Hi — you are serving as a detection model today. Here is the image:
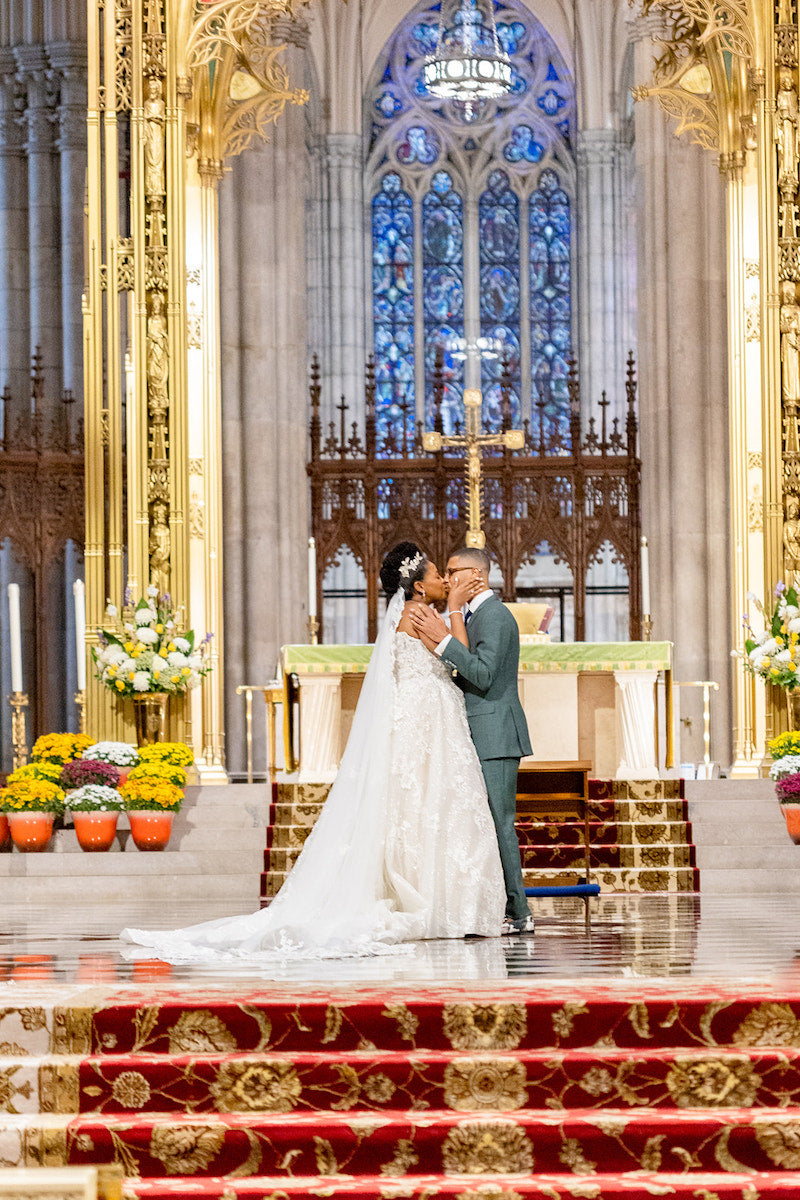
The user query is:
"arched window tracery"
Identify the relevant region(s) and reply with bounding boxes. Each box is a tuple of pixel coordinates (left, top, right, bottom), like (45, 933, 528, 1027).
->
(367, 0, 575, 444)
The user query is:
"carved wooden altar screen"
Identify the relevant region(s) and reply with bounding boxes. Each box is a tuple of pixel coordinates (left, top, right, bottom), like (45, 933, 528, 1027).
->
(0, 351, 84, 742)
(308, 354, 643, 643)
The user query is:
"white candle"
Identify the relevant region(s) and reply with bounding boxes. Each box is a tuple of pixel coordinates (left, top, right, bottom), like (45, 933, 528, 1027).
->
(308, 537, 317, 618)
(641, 535, 651, 617)
(7, 583, 22, 693)
(73, 579, 86, 690)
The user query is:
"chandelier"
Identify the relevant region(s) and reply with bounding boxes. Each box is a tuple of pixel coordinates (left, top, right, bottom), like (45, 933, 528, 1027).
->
(423, 0, 512, 115)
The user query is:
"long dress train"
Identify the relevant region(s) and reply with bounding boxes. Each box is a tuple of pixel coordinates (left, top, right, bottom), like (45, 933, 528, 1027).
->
(120, 591, 505, 964)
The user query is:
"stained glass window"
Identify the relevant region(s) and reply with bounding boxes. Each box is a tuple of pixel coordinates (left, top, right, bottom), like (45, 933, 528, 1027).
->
(479, 169, 521, 427)
(368, 0, 574, 444)
(422, 171, 465, 432)
(371, 173, 414, 445)
(530, 168, 571, 433)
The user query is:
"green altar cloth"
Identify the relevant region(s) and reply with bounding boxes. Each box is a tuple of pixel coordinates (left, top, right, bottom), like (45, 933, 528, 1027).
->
(282, 641, 673, 676)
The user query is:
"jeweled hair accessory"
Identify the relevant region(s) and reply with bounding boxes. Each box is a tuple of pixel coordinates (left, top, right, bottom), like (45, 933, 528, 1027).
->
(398, 551, 424, 578)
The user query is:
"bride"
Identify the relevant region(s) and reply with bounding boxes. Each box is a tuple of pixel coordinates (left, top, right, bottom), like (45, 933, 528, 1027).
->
(121, 541, 506, 963)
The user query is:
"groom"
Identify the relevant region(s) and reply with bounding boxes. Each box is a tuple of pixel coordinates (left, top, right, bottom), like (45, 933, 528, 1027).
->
(412, 547, 534, 935)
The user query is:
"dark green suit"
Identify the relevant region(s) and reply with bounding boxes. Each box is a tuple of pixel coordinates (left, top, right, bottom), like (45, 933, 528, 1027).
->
(440, 594, 532, 921)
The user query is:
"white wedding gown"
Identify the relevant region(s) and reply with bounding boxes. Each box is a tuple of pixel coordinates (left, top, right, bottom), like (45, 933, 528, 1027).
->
(121, 592, 505, 965)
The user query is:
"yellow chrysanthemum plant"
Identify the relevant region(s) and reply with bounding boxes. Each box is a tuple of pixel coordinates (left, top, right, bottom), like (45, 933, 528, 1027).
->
(7, 761, 64, 786)
(138, 742, 194, 768)
(93, 587, 212, 699)
(119, 776, 184, 813)
(741, 583, 800, 690)
(127, 761, 188, 788)
(31, 732, 95, 765)
(0, 777, 66, 814)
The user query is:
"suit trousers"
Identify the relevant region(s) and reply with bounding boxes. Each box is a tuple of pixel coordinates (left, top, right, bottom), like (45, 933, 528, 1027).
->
(479, 756, 528, 921)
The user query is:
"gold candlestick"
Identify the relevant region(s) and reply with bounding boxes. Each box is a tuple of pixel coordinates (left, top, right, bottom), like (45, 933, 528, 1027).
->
(307, 615, 319, 645)
(74, 689, 87, 734)
(641, 614, 653, 642)
(9, 691, 29, 769)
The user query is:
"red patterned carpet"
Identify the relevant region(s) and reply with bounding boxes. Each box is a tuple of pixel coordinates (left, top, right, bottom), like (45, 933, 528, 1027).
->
(5, 981, 800, 1197)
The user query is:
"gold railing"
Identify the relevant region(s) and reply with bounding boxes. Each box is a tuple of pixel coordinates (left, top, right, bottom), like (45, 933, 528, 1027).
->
(675, 680, 720, 771)
(235, 684, 284, 783)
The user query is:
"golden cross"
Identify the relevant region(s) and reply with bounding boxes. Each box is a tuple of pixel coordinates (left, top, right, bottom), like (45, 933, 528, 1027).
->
(423, 387, 523, 548)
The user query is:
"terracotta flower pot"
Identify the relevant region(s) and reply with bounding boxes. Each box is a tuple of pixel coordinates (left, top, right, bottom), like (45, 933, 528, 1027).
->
(8, 812, 54, 852)
(781, 801, 800, 844)
(128, 808, 174, 851)
(72, 810, 119, 852)
(0, 813, 9, 849)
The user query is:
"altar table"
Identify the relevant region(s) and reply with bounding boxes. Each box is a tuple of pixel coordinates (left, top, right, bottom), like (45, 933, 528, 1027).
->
(281, 641, 674, 782)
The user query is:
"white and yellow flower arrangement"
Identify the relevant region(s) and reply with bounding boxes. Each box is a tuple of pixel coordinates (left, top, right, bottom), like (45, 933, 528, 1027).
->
(93, 587, 212, 699)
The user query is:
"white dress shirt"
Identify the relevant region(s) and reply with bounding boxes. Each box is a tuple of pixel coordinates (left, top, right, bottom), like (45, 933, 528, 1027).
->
(435, 587, 493, 656)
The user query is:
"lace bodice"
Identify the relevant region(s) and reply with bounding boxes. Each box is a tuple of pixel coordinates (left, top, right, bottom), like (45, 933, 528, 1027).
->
(386, 631, 505, 938)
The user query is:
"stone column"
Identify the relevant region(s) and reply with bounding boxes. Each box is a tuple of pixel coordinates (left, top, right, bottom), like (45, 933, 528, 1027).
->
(576, 129, 633, 421)
(632, 20, 731, 766)
(49, 41, 86, 396)
(310, 132, 366, 426)
(15, 43, 61, 397)
(0, 49, 29, 400)
(220, 21, 310, 777)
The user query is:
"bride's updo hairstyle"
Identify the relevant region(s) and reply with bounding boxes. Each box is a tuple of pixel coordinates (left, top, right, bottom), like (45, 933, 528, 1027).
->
(380, 541, 427, 600)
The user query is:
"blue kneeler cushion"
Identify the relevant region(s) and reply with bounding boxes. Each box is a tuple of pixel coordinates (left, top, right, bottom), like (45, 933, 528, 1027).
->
(525, 884, 601, 898)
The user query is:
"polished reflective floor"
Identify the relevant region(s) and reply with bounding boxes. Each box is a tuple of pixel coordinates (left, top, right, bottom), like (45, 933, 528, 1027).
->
(2, 893, 800, 994)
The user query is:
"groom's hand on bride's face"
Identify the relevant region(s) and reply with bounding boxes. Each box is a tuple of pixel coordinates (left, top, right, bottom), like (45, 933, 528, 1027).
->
(410, 604, 449, 646)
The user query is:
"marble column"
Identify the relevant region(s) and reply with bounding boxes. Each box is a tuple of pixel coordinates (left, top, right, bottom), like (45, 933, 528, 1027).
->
(632, 21, 731, 767)
(308, 132, 366, 426)
(49, 41, 86, 398)
(576, 129, 633, 421)
(0, 49, 29, 401)
(220, 23, 310, 778)
(15, 42, 61, 397)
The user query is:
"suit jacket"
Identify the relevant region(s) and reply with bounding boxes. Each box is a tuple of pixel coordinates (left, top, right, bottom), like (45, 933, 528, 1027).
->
(440, 593, 533, 761)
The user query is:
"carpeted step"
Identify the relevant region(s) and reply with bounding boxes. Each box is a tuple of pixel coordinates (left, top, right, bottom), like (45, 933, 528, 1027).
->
(263, 842, 697, 875)
(14, 987, 797, 1059)
(264, 820, 695, 852)
(266, 799, 691, 828)
(520, 844, 696, 869)
(514, 820, 692, 848)
(9, 1106, 800, 1176)
(263, 863, 701, 898)
(121, 1169, 800, 1199)
(10, 1045, 800, 1116)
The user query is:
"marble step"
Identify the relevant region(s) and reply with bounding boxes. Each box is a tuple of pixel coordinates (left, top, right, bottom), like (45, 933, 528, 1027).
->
(693, 867, 800, 894)
(696, 843, 800, 870)
(0, 874, 262, 904)
(28, 829, 267, 855)
(0, 848, 263, 875)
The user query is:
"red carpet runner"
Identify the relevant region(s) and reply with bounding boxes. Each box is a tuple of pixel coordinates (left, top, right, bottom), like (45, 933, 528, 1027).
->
(3, 984, 800, 1196)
